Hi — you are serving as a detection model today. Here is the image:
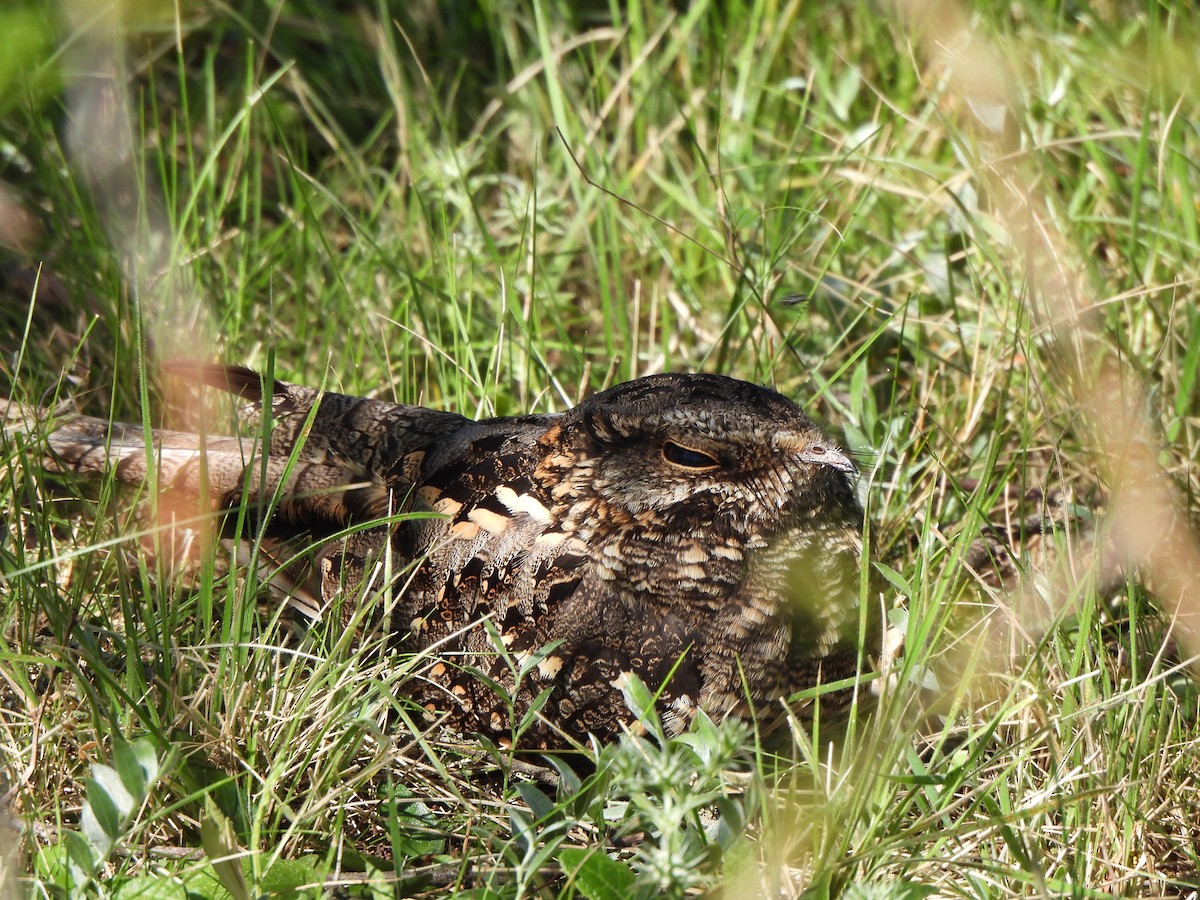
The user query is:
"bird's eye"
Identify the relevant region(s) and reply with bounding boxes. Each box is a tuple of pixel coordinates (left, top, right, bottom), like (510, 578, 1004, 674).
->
(662, 441, 720, 469)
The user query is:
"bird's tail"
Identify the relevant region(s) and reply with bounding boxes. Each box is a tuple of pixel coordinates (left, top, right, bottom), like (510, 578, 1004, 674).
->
(2, 376, 394, 621)
(1, 372, 391, 534)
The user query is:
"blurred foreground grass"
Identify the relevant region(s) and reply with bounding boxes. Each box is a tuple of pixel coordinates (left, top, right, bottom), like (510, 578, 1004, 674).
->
(2, 0, 1200, 896)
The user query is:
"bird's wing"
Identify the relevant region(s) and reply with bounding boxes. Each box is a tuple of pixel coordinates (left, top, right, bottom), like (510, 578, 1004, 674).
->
(395, 415, 586, 628)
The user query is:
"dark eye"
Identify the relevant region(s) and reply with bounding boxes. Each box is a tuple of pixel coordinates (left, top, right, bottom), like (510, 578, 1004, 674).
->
(662, 441, 720, 469)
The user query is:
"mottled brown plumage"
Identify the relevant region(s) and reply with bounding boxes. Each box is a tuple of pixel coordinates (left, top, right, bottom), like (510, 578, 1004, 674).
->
(7, 364, 877, 748)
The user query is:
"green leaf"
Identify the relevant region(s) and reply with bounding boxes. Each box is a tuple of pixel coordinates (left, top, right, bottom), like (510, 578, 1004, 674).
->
(618, 672, 664, 742)
(111, 874, 191, 899)
(62, 830, 100, 888)
(260, 856, 324, 894)
(95, 761, 137, 818)
(842, 881, 938, 900)
(849, 359, 870, 429)
(115, 864, 248, 900)
(516, 782, 556, 822)
(381, 789, 446, 859)
(831, 64, 862, 120)
(509, 807, 535, 855)
(517, 684, 557, 734)
(0, 8, 54, 109)
(200, 797, 250, 900)
(873, 562, 913, 600)
(80, 776, 122, 860)
(559, 846, 637, 900)
(545, 755, 583, 796)
(33, 841, 73, 890)
(711, 797, 747, 852)
(113, 736, 160, 805)
(174, 864, 229, 900)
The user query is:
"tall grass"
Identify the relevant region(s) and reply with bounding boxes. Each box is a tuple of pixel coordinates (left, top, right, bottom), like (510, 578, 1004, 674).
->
(2, 0, 1199, 896)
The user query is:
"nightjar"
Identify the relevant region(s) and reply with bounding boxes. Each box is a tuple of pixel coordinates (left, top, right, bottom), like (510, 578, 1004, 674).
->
(12, 363, 876, 749)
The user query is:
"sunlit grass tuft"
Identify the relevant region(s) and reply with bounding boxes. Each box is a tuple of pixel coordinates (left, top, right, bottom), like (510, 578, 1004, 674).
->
(2, 0, 1200, 896)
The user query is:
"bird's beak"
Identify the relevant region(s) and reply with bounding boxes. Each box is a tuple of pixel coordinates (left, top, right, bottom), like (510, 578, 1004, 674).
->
(795, 443, 856, 473)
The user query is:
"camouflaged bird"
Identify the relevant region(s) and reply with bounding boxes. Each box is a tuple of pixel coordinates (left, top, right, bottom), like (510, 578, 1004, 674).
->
(11, 363, 875, 749)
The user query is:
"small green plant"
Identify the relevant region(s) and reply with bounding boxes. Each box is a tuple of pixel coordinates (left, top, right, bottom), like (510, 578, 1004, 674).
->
(497, 674, 759, 899)
(33, 736, 163, 896)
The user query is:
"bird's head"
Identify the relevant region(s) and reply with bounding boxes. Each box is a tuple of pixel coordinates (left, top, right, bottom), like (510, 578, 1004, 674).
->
(544, 373, 863, 544)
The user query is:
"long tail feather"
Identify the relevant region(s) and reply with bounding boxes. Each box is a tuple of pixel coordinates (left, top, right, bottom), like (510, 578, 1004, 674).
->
(4, 396, 391, 532)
